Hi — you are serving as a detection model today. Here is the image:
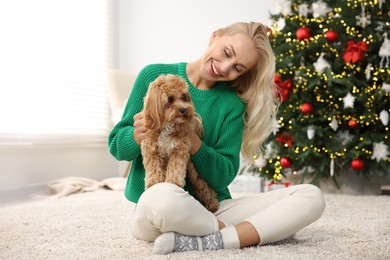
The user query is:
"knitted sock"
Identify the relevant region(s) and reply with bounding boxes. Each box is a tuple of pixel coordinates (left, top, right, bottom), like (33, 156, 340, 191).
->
(153, 226, 240, 255)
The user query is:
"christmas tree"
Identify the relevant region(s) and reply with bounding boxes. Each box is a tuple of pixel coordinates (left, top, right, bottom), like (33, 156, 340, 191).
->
(256, 0, 390, 186)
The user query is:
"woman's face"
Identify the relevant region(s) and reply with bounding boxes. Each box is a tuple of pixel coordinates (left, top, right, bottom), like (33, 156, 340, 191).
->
(200, 32, 259, 82)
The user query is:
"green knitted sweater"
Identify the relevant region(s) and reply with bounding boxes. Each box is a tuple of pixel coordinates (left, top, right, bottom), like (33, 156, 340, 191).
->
(108, 62, 245, 204)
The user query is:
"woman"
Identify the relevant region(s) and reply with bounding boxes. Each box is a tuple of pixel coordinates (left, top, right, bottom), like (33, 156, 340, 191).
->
(108, 22, 325, 254)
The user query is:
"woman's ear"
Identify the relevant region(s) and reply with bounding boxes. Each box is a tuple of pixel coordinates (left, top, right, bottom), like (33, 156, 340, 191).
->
(209, 31, 217, 45)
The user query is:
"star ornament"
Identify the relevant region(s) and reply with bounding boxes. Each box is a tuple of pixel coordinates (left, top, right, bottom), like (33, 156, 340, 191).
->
(355, 3, 371, 28)
(312, 0, 332, 18)
(298, 3, 310, 17)
(371, 142, 389, 162)
(335, 130, 354, 145)
(343, 92, 356, 109)
(314, 53, 331, 74)
(356, 13, 371, 28)
(274, 0, 292, 16)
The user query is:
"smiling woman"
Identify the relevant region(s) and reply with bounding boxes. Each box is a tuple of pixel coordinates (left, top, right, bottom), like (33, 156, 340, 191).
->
(0, 0, 111, 146)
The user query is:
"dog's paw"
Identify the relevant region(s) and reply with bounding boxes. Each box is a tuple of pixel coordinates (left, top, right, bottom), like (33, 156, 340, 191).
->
(145, 177, 164, 189)
(165, 176, 186, 188)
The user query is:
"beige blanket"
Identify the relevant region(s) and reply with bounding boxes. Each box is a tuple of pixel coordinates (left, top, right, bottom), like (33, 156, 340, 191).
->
(47, 176, 126, 197)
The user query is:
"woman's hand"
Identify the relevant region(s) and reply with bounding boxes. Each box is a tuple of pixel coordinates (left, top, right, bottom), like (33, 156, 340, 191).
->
(190, 130, 202, 155)
(133, 111, 147, 145)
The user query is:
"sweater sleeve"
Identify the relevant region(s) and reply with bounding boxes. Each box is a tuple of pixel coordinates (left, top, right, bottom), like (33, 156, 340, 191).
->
(108, 65, 156, 161)
(191, 98, 245, 192)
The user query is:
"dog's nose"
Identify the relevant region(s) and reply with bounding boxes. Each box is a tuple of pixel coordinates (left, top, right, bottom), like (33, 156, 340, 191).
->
(179, 108, 187, 115)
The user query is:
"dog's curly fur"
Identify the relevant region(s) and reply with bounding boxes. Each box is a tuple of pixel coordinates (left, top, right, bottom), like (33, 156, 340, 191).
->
(141, 74, 218, 212)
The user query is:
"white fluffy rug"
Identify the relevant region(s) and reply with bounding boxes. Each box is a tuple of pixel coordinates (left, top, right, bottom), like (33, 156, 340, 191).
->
(1, 188, 389, 259)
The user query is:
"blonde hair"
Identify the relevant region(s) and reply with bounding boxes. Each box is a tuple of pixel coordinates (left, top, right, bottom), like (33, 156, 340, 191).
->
(215, 22, 278, 163)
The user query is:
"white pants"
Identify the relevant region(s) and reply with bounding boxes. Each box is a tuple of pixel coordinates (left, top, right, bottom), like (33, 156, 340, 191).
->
(130, 183, 325, 245)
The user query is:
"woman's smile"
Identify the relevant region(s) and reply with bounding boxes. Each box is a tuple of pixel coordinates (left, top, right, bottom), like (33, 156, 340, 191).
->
(211, 60, 221, 77)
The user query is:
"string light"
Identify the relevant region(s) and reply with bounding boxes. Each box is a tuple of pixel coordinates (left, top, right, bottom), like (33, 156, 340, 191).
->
(260, 0, 389, 183)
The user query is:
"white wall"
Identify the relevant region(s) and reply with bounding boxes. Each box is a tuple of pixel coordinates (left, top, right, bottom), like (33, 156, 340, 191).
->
(1, 1, 279, 200)
(118, 0, 278, 73)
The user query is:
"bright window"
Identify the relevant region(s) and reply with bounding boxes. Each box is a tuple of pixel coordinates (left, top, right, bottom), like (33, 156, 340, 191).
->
(0, 0, 111, 146)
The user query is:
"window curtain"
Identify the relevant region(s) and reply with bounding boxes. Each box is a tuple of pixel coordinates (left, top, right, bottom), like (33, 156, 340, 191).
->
(0, 0, 111, 146)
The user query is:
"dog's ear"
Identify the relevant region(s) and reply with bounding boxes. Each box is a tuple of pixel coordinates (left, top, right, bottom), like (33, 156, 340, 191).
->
(144, 81, 164, 130)
(194, 113, 204, 139)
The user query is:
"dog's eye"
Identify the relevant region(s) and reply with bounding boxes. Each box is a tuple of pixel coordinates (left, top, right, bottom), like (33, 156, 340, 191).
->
(167, 96, 174, 104)
(181, 94, 188, 102)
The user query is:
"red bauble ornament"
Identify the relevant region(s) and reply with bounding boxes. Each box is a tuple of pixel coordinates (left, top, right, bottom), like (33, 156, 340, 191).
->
(301, 102, 314, 114)
(296, 27, 311, 41)
(266, 27, 273, 39)
(325, 30, 338, 42)
(351, 159, 364, 171)
(276, 133, 294, 148)
(348, 119, 358, 128)
(280, 157, 292, 168)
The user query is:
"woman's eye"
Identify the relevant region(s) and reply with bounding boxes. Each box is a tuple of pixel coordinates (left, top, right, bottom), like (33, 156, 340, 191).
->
(224, 49, 230, 57)
(235, 66, 240, 72)
(167, 96, 174, 104)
